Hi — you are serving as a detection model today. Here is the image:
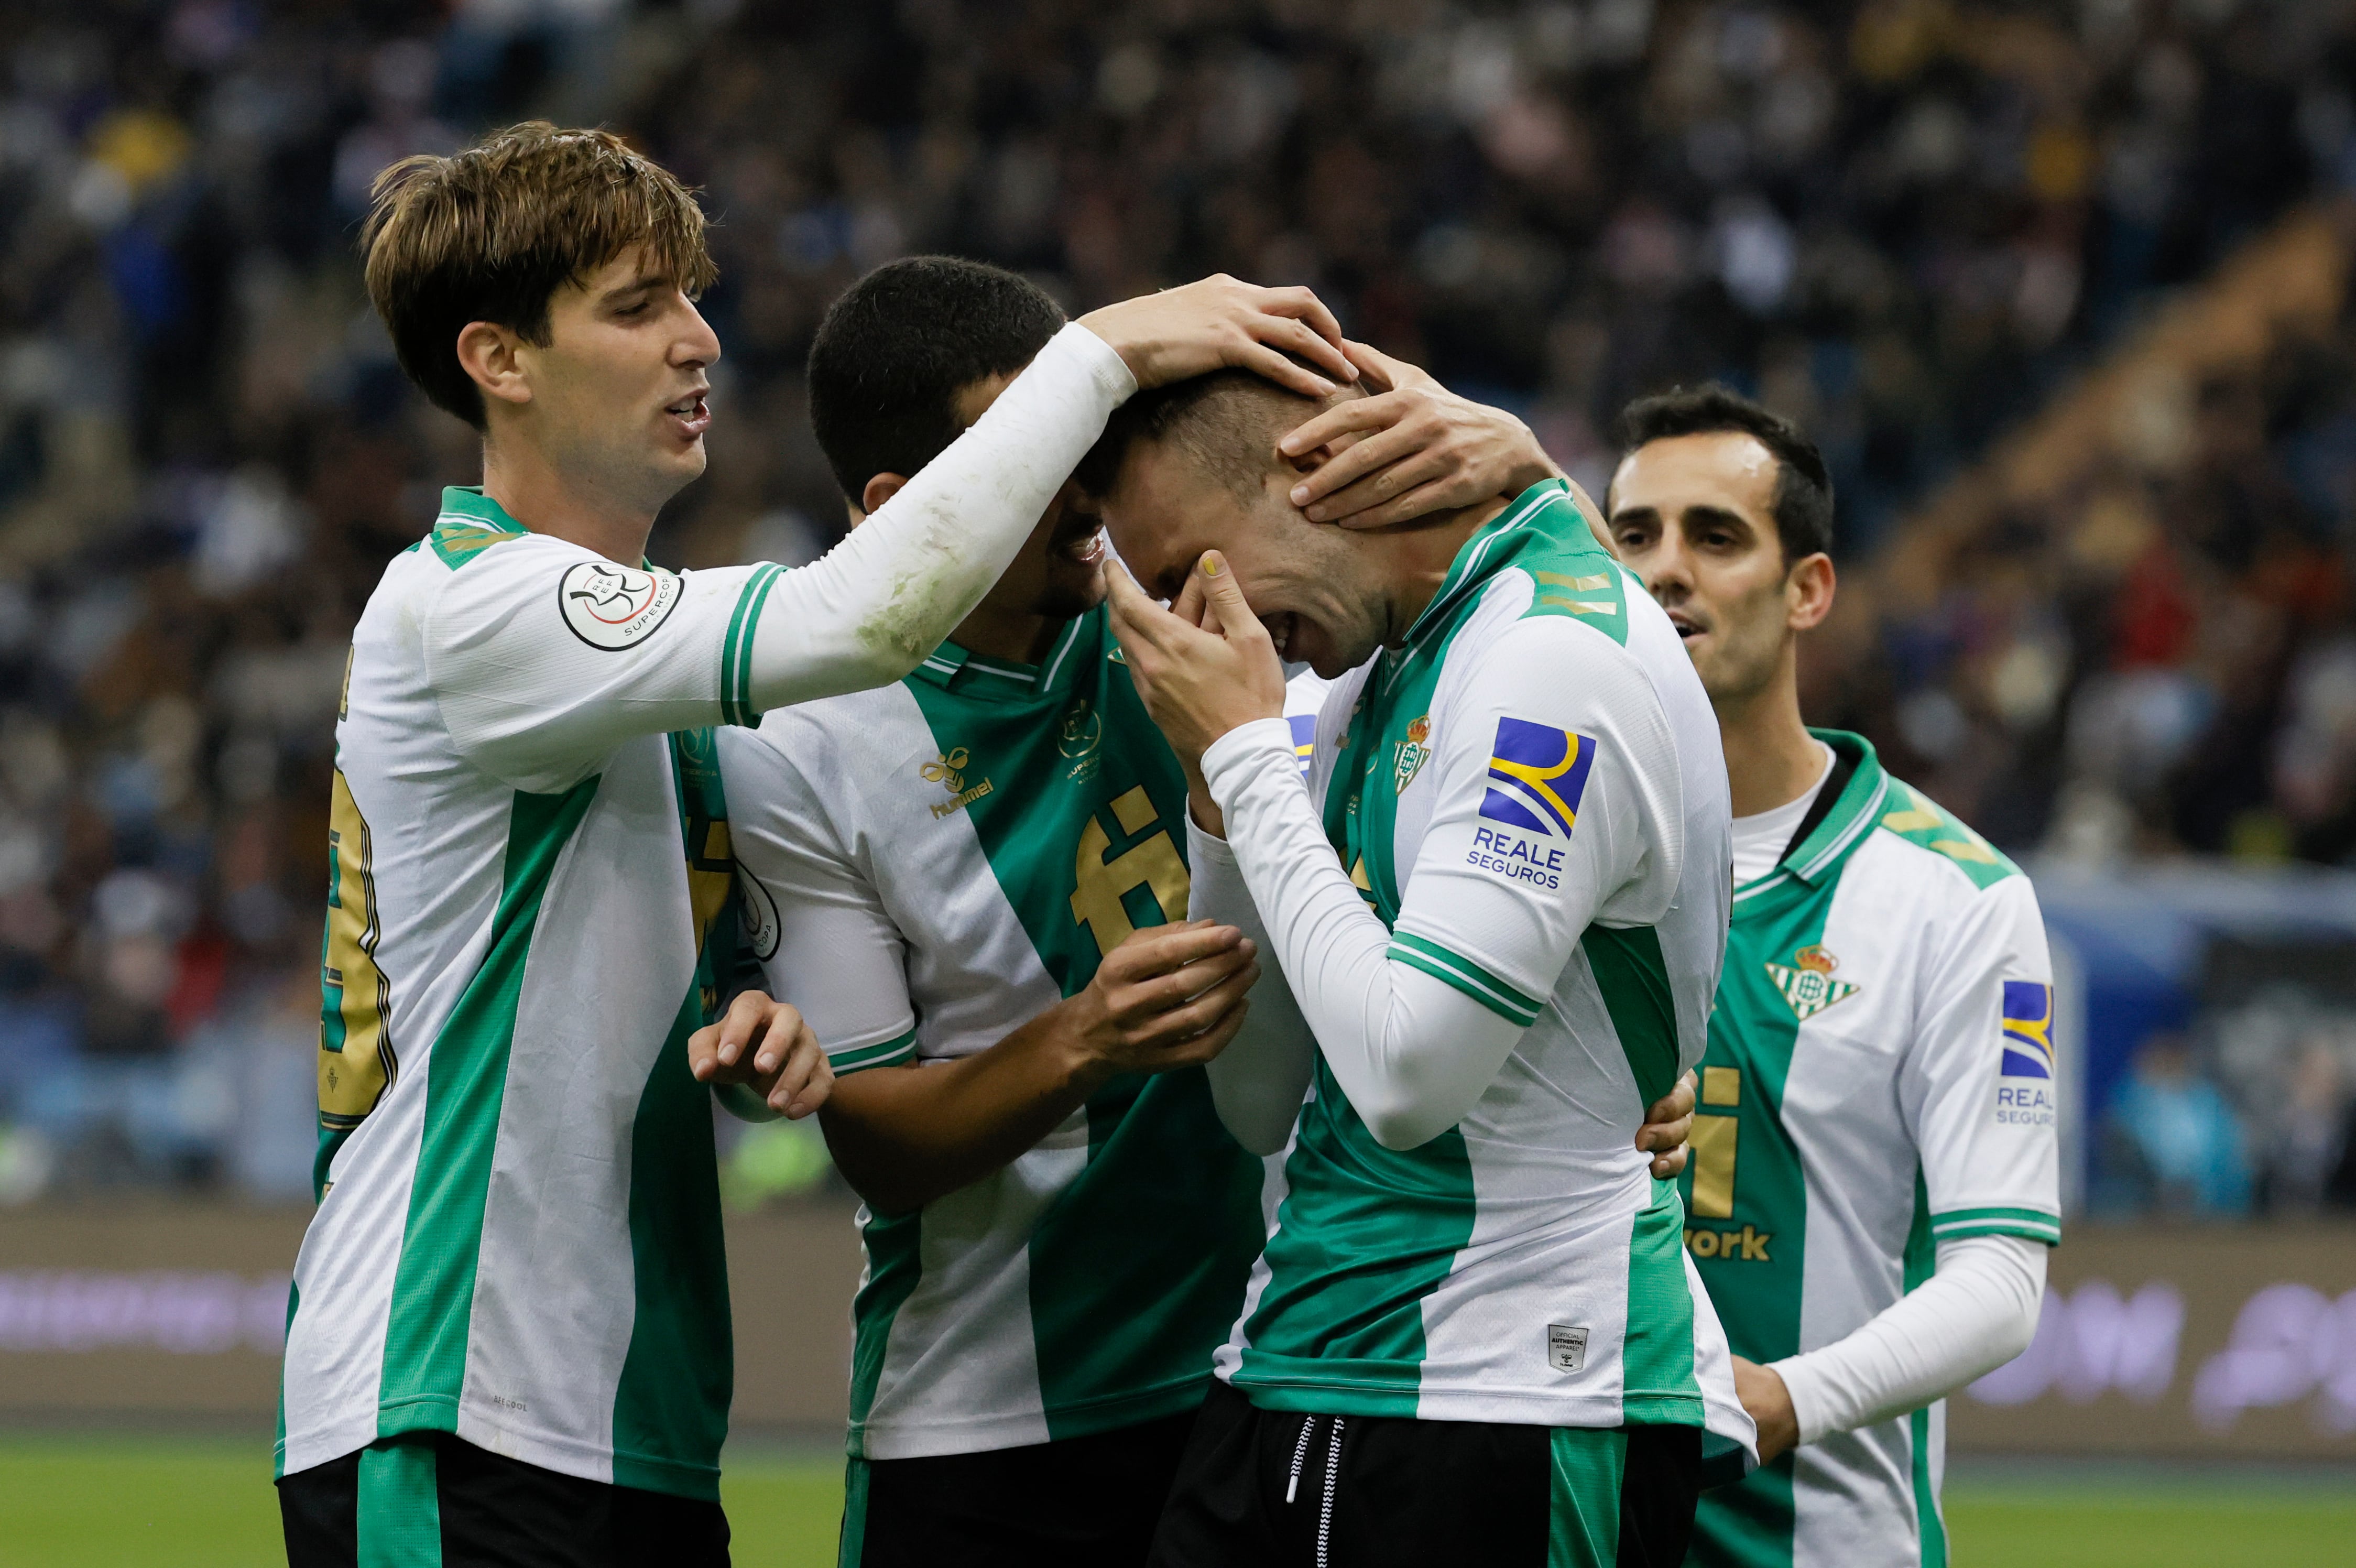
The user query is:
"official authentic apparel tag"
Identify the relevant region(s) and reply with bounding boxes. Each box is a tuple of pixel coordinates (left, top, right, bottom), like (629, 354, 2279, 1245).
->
(1547, 1324, 1589, 1373)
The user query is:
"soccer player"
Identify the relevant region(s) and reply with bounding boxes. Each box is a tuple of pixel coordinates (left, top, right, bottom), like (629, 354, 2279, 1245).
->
(1095, 371, 1757, 1567)
(1604, 386, 2054, 1568)
(721, 258, 1700, 1566)
(275, 122, 1357, 1568)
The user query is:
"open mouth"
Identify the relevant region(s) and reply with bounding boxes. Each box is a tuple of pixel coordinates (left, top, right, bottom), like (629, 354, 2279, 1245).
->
(1262, 611, 1298, 659)
(663, 391, 711, 438)
(1666, 609, 1704, 642)
(1051, 522, 1105, 569)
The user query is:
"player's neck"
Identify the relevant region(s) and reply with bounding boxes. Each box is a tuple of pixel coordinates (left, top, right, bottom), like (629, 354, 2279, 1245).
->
(479, 434, 659, 567)
(952, 598, 1067, 666)
(1716, 649, 1823, 819)
(1379, 496, 1510, 645)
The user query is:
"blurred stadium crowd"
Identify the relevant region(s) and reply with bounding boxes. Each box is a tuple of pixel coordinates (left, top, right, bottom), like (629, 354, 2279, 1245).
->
(2, 0, 2356, 1211)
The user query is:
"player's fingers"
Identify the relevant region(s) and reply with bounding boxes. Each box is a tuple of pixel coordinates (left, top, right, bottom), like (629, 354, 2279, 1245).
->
(1302, 443, 1454, 524)
(1650, 1144, 1690, 1180)
(1136, 962, 1260, 1046)
(1165, 996, 1251, 1065)
(1235, 339, 1341, 399)
(1339, 339, 1398, 395)
(1125, 944, 1257, 1016)
(751, 999, 809, 1075)
(769, 1022, 831, 1118)
(1170, 571, 1212, 630)
(1252, 284, 1351, 364)
(1345, 338, 1433, 394)
(1105, 560, 1181, 651)
(1328, 476, 1470, 531)
(1194, 554, 1271, 655)
(1289, 410, 1426, 502)
(1106, 922, 1246, 986)
(1279, 393, 1395, 461)
(686, 1024, 722, 1083)
(717, 987, 778, 1066)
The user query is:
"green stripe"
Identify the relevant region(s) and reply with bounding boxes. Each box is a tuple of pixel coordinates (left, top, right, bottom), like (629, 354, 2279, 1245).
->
(831, 1028, 919, 1075)
(1389, 932, 1542, 1023)
(837, 1456, 871, 1568)
(1932, 1218, 2062, 1245)
(1620, 1177, 1704, 1422)
(1583, 924, 1679, 1107)
(845, 1210, 923, 1457)
(610, 983, 730, 1500)
(356, 1436, 441, 1568)
(376, 780, 598, 1433)
(1546, 1427, 1627, 1568)
(721, 565, 783, 726)
(1906, 1176, 1948, 1567)
(1930, 1205, 2060, 1230)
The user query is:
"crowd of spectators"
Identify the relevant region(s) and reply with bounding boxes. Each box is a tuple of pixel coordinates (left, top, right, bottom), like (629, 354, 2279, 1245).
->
(1, 0, 2353, 1204)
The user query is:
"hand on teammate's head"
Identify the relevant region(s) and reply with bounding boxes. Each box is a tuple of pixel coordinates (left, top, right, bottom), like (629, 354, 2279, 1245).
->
(1077, 275, 1356, 396)
(1278, 340, 1563, 530)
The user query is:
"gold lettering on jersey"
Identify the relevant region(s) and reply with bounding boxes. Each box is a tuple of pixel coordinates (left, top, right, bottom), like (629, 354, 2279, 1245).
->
(1072, 787, 1189, 956)
(923, 747, 996, 819)
(1764, 943, 1860, 1022)
(1689, 1113, 1739, 1218)
(1684, 1224, 1773, 1262)
(320, 768, 396, 1129)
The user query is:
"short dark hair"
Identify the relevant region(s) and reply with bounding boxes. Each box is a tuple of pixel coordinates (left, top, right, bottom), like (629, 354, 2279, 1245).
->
(1076, 358, 1335, 501)
(807, 257, 1066, 503)
(363, 122, 716, 430)
(1611, 384, 1834, 564)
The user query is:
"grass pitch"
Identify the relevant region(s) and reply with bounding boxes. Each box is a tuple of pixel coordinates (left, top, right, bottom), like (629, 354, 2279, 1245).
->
(2, 1433, 2352, 1565)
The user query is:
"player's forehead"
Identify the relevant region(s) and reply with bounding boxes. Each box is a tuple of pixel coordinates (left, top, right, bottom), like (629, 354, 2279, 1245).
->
(1609, 431, 1779, 527)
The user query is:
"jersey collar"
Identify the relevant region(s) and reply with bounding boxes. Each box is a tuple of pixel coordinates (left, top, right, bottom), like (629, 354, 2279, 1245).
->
(908, 609, 1094, 702)
(1400, 479, 1606, 647)
(437, 485, 526, 532)
(1732, 729, 1890, 906)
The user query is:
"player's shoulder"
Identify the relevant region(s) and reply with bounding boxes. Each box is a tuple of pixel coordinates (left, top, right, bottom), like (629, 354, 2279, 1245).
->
(1863, 770, 2024, 895)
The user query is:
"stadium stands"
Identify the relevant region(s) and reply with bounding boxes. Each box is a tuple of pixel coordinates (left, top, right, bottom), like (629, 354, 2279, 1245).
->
(0, 1, 2351, 1207)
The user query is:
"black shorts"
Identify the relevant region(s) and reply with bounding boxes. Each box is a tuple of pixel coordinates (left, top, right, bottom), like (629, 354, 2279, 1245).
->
(1147, 1381, 1701, 1568)
(278, 1433, 730, 1568)
(841, 1408, 1198, 1568)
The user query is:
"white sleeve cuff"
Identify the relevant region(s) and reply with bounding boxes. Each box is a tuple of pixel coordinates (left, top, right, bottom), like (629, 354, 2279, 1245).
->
(1202, 717, 1300, 810)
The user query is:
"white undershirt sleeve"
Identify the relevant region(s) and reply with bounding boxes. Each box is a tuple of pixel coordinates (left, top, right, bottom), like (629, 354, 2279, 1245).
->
(1771, 1233, 2046, 1444)
(742, 322, 1135, 712)
(1188, 808, 1316, 1155)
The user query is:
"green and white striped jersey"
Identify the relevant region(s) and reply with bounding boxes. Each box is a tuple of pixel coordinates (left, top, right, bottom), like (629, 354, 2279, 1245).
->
(280, 490, 770, 1500)
(1684, 732, 2059, 1568)
(719, 606, 1269, 1461)
(1195, 481, 1752, 1461)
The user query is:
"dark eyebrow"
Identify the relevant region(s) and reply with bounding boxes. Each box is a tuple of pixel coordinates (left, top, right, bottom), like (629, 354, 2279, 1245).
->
(597, 274, 669, 304)
(1678, 505, 1755, 534)
(1608, 504, 1660, 528)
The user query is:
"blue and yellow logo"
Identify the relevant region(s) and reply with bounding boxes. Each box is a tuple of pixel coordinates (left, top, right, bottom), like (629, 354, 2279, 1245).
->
(1288, 713, 1316, 777)
(2000, 981, 2054, 1080)
(1479, 717, 1595, 839)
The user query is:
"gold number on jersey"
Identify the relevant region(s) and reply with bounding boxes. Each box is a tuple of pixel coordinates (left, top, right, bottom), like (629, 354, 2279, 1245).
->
(1071, 786, 1190, 958)
(1688, 1068, 1742, 1219)
(320, 767, 396, 1129)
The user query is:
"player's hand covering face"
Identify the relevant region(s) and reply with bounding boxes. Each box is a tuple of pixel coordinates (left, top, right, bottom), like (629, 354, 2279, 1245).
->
(688, 990, 834, 1119)
(1106, 551, 1286, 772)
(1279, 340, 1568, 529)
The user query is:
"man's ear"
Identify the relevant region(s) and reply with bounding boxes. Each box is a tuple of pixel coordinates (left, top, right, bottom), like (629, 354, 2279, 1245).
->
(854, 473, 910, 527)
(1787, 552, 1836, 633)
(455, 321, 533, 411)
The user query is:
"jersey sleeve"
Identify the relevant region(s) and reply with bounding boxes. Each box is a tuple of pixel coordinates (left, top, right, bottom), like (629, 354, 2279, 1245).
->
(426, 542, 768, 793)
(1901, 870, 2063, 1247)
(714, 727, 919, 1077)
(1388, 617, 1678, 1036)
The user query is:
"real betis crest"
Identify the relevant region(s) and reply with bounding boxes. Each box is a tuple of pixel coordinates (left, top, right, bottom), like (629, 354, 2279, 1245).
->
(1394, 714, 1431, 794)
(1763, 943, 1860, 1022)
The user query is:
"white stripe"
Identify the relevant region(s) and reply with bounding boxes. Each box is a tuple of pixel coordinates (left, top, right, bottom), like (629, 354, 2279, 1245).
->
(1036, 617, 1084, 692)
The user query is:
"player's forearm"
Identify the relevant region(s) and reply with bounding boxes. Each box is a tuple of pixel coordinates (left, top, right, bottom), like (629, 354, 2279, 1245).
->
(1771, 1234, 2047, 1445)
(1202, 720, 1523, 1149)
(1187, 810, 1314, 1154)
(745, 323, 1135, 710)
(816, 1009, 1109, 1216)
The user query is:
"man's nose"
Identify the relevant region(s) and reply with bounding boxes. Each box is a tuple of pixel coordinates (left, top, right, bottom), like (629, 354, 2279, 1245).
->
(1636, 537, 1691, 602)
(677, 296, 722, 366)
